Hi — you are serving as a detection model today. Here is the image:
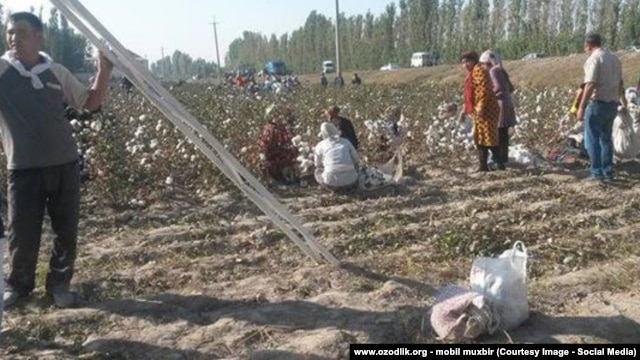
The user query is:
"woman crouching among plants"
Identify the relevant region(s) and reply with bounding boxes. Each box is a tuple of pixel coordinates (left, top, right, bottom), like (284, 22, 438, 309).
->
(313, 122, 402, 194)
(258, 103, 300, 184)
(314, 122, 361, 193)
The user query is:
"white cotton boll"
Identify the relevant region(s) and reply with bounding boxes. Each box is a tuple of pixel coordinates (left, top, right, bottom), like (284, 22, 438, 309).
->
(70, 119, 80, 129)
(155, 124, 162, 132)
(149, 139, 159, 149)
(536, 105, 542, 113)
(190, 155, 197, 162)
(89, 120, 102, 132)
(165, 176, 174, 185)
(259, 153, 266, 160)
(240, 147, 248, 154)
(223, 118, 232, 125)
(135, 126, 145, 138)
(139, 114, 148, 122)
(129, 116, 136, 123)
(291, 135, 302, 147)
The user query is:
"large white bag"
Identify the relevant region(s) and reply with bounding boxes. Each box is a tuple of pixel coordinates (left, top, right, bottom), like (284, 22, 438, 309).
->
(613, 110, 634, 158)
(470, 241, 528, 330)
(613, 105, 640, 159)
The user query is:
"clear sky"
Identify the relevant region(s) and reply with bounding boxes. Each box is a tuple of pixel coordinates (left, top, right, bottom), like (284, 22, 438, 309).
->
(3, 0, 392, 65)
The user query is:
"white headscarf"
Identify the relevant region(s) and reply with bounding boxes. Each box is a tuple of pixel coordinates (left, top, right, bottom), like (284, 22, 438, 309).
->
(1, 50, 53, 89)
(479, 50, 502, 67)
(320, 122, 340, 142)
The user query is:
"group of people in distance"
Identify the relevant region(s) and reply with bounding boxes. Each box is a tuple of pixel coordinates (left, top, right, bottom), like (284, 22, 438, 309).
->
(258, 103, 404, 192)
(320, 72, 361, 88)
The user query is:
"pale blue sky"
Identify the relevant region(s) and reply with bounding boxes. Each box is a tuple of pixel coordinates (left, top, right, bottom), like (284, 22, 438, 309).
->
(3, 0, 392, 65)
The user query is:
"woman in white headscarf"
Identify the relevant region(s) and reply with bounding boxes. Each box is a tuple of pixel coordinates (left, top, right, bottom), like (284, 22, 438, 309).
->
(314, 122, 361, 190)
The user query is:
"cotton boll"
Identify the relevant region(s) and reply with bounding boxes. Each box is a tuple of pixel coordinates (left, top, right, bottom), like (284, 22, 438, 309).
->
(165, 176, 174, 185)
(139, 114, 148, 122)
(291, 135, 302, 147)
(149, 139, 159, 149)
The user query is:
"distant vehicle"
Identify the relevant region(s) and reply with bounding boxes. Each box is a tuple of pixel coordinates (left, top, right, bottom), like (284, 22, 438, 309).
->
(264, 60, 287, 75)
(380, 63, 401, 71)
(410, 52, 438, 67)
(322, 60, 335, 73)
(626, 45, 640, 52)
(522, 53, 543, 61)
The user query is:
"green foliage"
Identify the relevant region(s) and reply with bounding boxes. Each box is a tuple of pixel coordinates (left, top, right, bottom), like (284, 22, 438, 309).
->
(224, 0, 640, 73)
(150, 51, 218, 82)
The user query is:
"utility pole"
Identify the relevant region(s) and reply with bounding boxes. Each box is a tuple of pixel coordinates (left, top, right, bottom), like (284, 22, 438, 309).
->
(210, 18, 223, 83)
(335, 0, 342, 76)
(160, 47, 165, 79)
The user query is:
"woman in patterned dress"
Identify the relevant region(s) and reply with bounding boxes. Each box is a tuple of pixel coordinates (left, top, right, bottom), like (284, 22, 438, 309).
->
(258, 104, 299, 184)
(480, 50, 517, 167)
(461, 51, 501, 171)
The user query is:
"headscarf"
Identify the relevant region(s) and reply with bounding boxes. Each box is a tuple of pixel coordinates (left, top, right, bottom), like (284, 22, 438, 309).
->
(265, 103, 293, 124)
(479, 50, 502, 67)
(320, 122, 341, 142)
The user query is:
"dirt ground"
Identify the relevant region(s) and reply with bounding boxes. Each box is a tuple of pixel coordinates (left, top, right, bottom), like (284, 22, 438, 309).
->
(2, 156, 640, 359)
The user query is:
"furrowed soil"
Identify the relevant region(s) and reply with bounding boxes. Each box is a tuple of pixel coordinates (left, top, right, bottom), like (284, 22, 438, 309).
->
(3, 53, 640, 359)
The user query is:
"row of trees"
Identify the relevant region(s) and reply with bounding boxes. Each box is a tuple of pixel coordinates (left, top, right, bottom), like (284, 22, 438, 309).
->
(225, 0, 640, 74)
(150, 51, 219, 82)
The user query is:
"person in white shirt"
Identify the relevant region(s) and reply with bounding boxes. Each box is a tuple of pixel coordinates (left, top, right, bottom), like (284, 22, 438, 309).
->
(314, 122, 361, 191)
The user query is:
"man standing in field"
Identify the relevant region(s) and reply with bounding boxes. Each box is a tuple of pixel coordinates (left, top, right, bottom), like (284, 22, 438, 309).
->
(577, 33, 626, 182)
(1, 12, 113, 308)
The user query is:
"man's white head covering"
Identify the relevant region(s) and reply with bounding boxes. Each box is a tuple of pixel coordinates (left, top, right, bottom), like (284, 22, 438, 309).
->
(320, 122, 340, 141)
(479, 50, 501, 66)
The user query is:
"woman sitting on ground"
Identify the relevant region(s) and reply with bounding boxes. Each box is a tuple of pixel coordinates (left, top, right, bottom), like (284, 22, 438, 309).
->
(258, 103, 299, 184)
(314, 122, 361, 192)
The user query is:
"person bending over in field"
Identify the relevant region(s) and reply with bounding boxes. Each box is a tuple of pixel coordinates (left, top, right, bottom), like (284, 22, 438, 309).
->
(258, 103, 299, 184)
(324, 105, 359, 149)
(314, 122, 361, 193)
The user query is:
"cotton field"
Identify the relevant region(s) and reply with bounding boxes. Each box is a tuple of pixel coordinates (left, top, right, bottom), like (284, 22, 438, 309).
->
(50, 83, 578, 207)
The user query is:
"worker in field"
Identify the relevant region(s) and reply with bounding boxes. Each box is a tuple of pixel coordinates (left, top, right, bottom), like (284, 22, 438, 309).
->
(258, 103, 299, 184)
(1, 12, 113, 308)
(324, 105, 359, 150)
(461, 50, 501, 172)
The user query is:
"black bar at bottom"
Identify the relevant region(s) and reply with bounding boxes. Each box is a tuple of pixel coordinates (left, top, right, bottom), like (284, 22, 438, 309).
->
(350, 344, 638, 359)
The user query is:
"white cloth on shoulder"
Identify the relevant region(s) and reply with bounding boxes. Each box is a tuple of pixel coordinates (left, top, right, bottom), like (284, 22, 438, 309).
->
(1, 51, 53, 89)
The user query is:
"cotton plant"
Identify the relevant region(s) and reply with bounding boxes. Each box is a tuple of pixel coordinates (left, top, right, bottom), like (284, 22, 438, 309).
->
(291, 134, 315, 177)
(424, 102, 474, 155)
